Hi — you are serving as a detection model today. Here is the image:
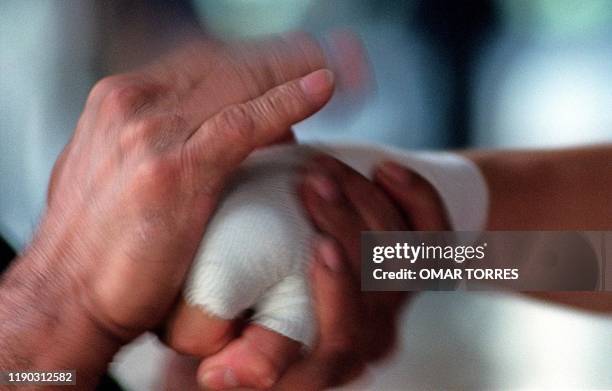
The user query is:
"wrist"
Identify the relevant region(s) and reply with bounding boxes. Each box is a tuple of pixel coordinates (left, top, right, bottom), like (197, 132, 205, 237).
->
(463, 150, 555, 230)
(0, 248, 123, 386)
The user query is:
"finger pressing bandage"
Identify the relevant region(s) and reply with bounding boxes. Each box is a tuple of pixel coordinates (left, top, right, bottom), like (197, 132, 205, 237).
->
(184, 143, 489, 346)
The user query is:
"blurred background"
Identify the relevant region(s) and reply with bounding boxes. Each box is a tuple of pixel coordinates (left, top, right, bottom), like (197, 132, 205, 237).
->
(1, 0, 611, 389)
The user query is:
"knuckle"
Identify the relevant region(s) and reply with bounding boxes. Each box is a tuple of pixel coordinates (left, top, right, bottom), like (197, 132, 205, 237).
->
(88, 75, 125, 102)
(100, 84, 147, 117)
(164, 309, 233, 357)
(119, 116, 165, 152)
(166, 329, 229, 357)
(165, 333, 197, 356)
(93, 77, 162, 118)
(273, 83, 297, 100)
(214, 105, 255, 145)
(264, 84, 295, 116)
(132, 116, 166, 135)
(131, 158, 175, 194)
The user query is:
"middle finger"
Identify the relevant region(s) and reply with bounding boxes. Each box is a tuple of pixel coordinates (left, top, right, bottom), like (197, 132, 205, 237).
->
(309, 154, 408, 231)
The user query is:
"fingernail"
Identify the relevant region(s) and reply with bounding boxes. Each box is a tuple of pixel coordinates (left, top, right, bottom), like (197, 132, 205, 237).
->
(200, 367, 239, 390)
(377, 161, 412, 185)
(305, 173, 339, 203)
(317, 237, 344, 272)
(300, 69, 334, 98)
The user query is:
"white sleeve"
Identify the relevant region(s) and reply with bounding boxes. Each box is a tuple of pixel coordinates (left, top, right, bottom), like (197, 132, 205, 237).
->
(317, 142, 489, 231)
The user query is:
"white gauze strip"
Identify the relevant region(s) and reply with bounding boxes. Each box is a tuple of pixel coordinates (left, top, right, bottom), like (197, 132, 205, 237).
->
(184, 143, 489, 346)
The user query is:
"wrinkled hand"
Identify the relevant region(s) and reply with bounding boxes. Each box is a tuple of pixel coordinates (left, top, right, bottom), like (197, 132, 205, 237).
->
(14, 36, 334, 345)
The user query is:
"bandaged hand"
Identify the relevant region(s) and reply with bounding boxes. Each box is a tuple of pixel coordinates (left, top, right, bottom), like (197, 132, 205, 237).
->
(164, 143, 488, 389)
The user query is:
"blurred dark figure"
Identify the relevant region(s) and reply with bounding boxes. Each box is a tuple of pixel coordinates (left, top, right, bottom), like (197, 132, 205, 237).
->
(414, 0, 500, 147)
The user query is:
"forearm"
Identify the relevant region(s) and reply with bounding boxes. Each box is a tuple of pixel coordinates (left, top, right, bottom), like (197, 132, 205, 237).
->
(0, 250, 121, 389)
(463, 145, 612, 313)
(463, 145, 612, 230)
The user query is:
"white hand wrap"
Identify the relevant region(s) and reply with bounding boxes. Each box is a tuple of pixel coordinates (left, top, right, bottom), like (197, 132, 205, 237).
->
(184, 143, 488, 346)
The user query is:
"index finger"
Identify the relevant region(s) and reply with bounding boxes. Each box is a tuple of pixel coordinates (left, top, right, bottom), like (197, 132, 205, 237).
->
(229, 33, 328, 96)
(141, 34, 330, 135)
(183, 69, 334, 192)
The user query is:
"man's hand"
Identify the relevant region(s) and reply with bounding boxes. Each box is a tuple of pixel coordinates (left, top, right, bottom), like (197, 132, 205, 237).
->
(0, 35, 334, 383)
